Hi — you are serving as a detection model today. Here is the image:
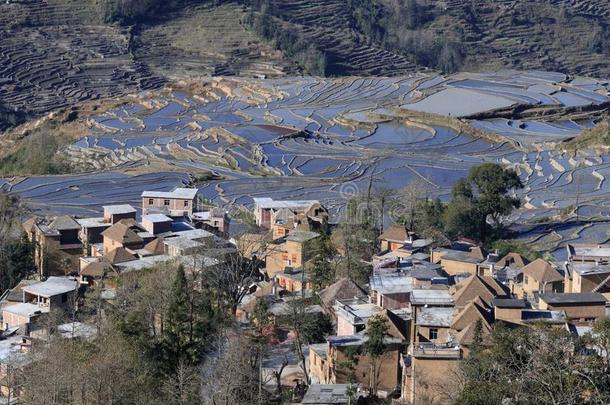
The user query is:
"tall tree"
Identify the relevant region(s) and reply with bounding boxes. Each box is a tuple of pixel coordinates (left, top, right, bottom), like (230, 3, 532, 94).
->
(362, 315, 389, 397)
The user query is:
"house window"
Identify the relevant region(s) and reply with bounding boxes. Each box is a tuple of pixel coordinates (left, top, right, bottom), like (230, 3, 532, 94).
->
(429, 328, 438, 340)
(148, 199, 154, 205)
(184, 200, 189, 207)
(164, 199, 170, 206)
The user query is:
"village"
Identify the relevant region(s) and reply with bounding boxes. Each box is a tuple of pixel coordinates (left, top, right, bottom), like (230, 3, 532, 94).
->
(0, 183, 608, 404)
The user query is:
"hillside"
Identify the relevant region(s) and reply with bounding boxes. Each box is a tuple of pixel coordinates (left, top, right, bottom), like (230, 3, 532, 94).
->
(245, 0, 610, 77)
(1, 0, 609, 128)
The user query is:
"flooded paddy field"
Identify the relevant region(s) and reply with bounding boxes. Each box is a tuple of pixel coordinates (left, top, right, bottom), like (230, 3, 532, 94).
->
(5, 71, 610, 257)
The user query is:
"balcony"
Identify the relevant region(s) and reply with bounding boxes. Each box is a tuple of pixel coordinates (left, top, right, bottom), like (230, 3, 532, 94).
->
(412, 342, 461, 359)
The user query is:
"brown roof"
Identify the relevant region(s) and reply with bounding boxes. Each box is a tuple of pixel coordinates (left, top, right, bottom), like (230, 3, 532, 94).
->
(106, 247, 137, 264)
(319, 278, 367, 309)
(453, 275, 510, 308)
(378, 224, 411, 243)
(143, 237, 165, 255)
(23, 217, 37, 233)
(452, 300, 492, 331)
(101, 220, 144, 245)
(497, 252, 529, 269)
(455, 318, 491, 347)
(521, 259, 563, 284)
(80, 260, 112, 278)
(468, 246, 486, 260)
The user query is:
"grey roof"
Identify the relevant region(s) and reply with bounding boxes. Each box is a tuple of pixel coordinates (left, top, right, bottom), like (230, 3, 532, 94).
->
(334, 302, 382, 325)
(308, 343, 328, 361)
(103, 205, 136, 215)
(115, 255, 175, 272)
(2, 303, 42, 317)
(302, 384, 350, 404)
(49, 215, 80, 231)
(570, 262, 610, 276)
(76, 217, 111, 229)
(253, 197, 318, 209)
(441, 250, 483, 264)
(370, 273, 413, 294)
(164, 237, 204, 250)
(493, 298, 527, 308)
(142, 188, 198, 199)
(410, 266, 444, 280)
(410, 289, 454, 305)
(285, 230, 320, 243)
(327, 333, 402, 347)
(23, 277, 77, 297)
(416, 307, 456, 327)
(539, 292, 607, 305)
(568, 244, 610, 260)
(142, 214, 173, 223)
(171, 228, 214, 240)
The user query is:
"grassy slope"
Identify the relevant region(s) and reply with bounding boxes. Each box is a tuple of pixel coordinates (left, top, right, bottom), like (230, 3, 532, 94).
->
(562, 118, 610, 150)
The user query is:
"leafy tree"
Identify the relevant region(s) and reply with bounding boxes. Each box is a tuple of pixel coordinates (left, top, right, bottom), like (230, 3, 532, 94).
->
(309, 233, 338, 290)
(456, 322, 610, 404)
(444, 163, 523, 243)
(284, 299, 333, 384)
(0, 234, 35, 293)
(362, 315, 389, 397)
(164, 265, 216, 369)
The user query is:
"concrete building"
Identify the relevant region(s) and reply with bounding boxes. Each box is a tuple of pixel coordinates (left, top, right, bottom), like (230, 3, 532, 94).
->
(142, 187, 199, 217)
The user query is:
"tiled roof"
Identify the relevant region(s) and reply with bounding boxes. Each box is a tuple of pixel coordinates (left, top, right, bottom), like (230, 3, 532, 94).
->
(522, 259, 563, 284)
(378, 224, 411, 243)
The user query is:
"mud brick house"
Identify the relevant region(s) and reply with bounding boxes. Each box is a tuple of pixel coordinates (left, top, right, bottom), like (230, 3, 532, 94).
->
(23, 216, 82, 277)
(309, 333, 403, 392)
(142, 187, 199, 217)
(101, 219, 150, 254)
(511, 259, 564, 299)
(538, 292, 607, 321)
(565, 262, 610, 294)
(252, 197, 328, 235)
(378, 224, 413, 252)
(264, 230, 320, 277)
(431, 247, 485, 276)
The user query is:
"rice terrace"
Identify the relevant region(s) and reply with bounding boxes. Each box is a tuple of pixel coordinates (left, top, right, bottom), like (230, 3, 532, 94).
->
(2, 70, 610, 260)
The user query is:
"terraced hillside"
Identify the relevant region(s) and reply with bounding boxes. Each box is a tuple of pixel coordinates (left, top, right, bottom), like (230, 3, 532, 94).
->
(245, 0, 419, 76)
(426, 0, 610, 76)
(0, 0, 162, 118)
(132, 3, 298, 79)
(0, 0, 295, 122)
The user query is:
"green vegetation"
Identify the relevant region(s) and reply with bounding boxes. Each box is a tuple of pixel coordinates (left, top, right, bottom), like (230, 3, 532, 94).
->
(0, 234, 35, 293)
(395, 163, 523, 246)
(97, 0, 199, 24)
(0, 133, 72, 176)
(348, 0, 464, 73)
(563, 117, 610, 150)
(444, 163, 523, 243)
(491, 240, 543, 262)
(456, 320, 610, 404)
(243, 6, 327, 76)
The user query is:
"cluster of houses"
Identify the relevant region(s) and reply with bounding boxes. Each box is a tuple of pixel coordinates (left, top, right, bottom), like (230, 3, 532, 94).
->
(237, 217, 610, 404)
(0, 189, 609, 404)
(0, 187, 233, 399)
